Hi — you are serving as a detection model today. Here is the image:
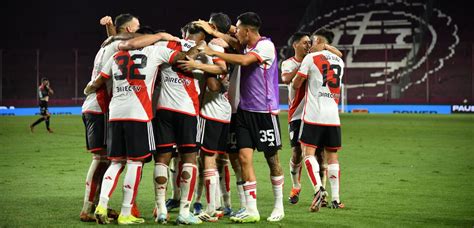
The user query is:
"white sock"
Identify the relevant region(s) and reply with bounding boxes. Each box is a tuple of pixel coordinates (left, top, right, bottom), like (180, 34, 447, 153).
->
(304, 156, 322, 192)
(289, 160, 302, 189)
(234, 167, 246, 209)
(121, 160, 143, 216)
(271, 176, 284, 210)
(219, 163, 231, 208)
(154, 163, 168, 215)
(204, 169, 218, 213)
(328, 163, 340, 202)
(243, 181, 258, 215)
(215, 169, 222, 209)
(98, 161, 124, 209)
(179, 163, 197, 217)
(82, 156, 100, 213)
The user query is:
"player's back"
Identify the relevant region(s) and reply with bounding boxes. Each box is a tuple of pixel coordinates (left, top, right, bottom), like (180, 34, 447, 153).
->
(301, 50, 344, 125)
(103, 45, 176, 122)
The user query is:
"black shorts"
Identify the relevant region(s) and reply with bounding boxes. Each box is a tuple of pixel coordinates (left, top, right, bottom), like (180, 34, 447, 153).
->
(235, 108, 282, 154)
(299, 123, 341, 151)
(107, 121, 155, 161)
(198, 117, 229, 155)
(288, 119, 302, 148)
(39, 100, 49, 116)
(227, 114, 238, 154)
(82, 113, 107, 154)
(153, 109, 198, 152)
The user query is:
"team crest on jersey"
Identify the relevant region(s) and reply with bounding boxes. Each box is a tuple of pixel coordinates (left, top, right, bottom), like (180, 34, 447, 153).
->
(281, 1, 458, 98)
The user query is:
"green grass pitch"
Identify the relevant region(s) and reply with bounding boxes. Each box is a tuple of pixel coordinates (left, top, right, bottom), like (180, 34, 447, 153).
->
(0, 113, 473, 227)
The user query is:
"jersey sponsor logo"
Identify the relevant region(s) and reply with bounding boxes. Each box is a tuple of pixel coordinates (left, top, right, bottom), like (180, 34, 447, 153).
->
(318, 91, 340, 99)
(116, 85, 142, 93)
(163, 76, 191, 86)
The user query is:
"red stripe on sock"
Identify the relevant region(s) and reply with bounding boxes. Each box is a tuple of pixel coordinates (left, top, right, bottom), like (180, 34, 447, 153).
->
(187, 166, 197, 201)
(205, 179, 211, 204)
(131, 165, 142, 205)
(224, 165, 231, 192)
(108, 166, 124, 198)
(305, 159, 318, 187)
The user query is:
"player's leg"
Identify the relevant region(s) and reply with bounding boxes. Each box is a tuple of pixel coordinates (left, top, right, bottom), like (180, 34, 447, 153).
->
(30, 102, 48, 132)
(175, 113, 201, 225)
(152, 110, 176, 223)
(193, 154, 204, 215)
(227, 115, 246, 214)
(300, 123, 325, 212)
(45, 113, 53, 133)
(325, 126, 344, 209)
(288, 120, 303, 204)
(30, 116, 46, 132)
(117, 121, 155, 225)
(94, 121, 126, 224)
(316, 147, 328, 207)
(165, 152, 181, 211)
(217, 154, 232, 215)
(153, 149, 173, 224)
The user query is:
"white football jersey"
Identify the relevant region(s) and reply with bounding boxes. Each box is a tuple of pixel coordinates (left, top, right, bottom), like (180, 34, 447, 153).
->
(100, 45, 178, 122)
(297, 50, 344, 126)
(81, 40, 120, 114)
(281, 57, 305, 122)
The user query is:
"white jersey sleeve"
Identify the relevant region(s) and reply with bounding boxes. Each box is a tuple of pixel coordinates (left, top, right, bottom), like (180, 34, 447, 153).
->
(247, 39, 276, 67)
(282, 58, 305, 122)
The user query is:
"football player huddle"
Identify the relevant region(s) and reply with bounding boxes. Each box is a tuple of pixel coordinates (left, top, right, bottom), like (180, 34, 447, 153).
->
(79, 11, 345, 225)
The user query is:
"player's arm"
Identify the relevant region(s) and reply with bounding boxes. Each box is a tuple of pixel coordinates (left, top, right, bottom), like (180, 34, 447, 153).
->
(324, 44, 343, 58)
(281, 67, 299, 85)
(118, 32, 180, 50)
(100, 16, 116, 37)
(193, 20, 242, 52)
(292, 73, 307, 89)
(293, 56, 311, 89)
(203, 45, 258, 66)
(177, 56, 227, 75)
(84, 75, 109, 95)
(206, 76, 222, 92)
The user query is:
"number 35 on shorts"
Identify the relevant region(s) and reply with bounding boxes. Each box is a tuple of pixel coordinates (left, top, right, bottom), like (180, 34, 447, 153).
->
(259, 129, 275, 143)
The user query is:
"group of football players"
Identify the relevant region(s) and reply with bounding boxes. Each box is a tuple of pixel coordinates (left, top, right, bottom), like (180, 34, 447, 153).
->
(78, 11, 345, 225)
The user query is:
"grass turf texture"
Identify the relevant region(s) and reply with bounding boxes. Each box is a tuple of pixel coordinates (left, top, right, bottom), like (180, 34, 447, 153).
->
(0, 113, 473, 227)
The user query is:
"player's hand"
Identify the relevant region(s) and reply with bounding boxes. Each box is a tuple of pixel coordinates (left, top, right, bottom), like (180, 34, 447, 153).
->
(201, 45, 215, 56)
(228, 25, 237, 35)
(83, 81, 96, 96)
(193, 20, 215, 36)
(210, 38, 229, 48)
(100, 16, 113, 26)
(177, 56, 198, 71)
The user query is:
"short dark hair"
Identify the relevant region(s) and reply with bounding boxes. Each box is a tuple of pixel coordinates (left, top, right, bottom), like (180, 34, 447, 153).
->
(290, 32, 310, 45)
(237, 12, 261, 29)
(41, 77, 48, 82)
(180, 23, 191, 36)
(210, 12, 232, 33)
(114, 13, 136, 31)
(187, 23, 206, 35)
(312, 28, 334, 44)
(136, 26, 155, 34)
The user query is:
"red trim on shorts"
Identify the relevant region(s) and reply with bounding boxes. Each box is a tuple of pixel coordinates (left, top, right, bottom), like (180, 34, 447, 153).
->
(157, 143, 176, 148)
(299, 140, 318, 149)
(82, 110, 104, 115)
(128, 153, 152, 161)
(178, 144, 197, 148)
(108, 156, 126, 161)
(302, 119, 341, 127)
(325, 146, 341, 152)
(108, 118, 150, 122)
(200, 113, 231, 123)
(89, 147, 106, 152)
(201, 146, 225, 155)
(157, 106, 198, 117)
